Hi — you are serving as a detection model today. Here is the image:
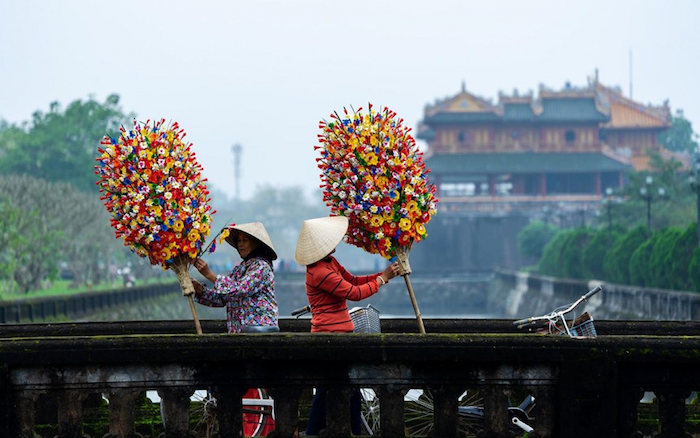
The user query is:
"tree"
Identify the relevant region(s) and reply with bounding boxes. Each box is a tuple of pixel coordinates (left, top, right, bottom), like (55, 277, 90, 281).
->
(581, 228, 621, 281)
(517, 221, 560, 260)
(629, 237, 655, 287)
(0, 94, 133, 192)
(646, 227, 683, 289)
(603, 226, 648, 285)
(0, 198, 22, 293)
(538, 230, 573, 278)
(658, 109, 699, 154)
(0, 175, 121, 293)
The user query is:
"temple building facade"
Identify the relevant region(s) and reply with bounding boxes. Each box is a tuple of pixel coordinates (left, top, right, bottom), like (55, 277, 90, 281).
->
(418, 76, 672, 215)
(409, 75, 673, 272)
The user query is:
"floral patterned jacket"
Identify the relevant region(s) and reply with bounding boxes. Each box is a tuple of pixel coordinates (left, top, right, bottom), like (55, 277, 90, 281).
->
(195, 257, 278, 333)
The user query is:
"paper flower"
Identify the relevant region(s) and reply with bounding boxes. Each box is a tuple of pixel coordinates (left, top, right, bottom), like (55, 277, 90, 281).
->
(95, 119, 215, 268)
(317, 105, 438, 259)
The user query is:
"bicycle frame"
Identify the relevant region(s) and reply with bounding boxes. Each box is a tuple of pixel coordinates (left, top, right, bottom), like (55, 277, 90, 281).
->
(513, 285, 602, 337)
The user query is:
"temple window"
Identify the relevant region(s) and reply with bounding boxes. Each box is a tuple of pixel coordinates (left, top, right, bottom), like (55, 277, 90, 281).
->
(565, 130, 576, 144)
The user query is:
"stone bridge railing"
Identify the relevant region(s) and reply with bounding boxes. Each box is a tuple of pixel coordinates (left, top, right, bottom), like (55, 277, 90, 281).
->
(492, 268, 700, 320)
(1, 318, 700, 438)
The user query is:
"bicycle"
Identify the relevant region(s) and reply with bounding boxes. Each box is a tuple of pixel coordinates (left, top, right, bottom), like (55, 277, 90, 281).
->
(190, 387, 275, 437)
(512, 285, 602, 338)
(292, 304, 536, 436)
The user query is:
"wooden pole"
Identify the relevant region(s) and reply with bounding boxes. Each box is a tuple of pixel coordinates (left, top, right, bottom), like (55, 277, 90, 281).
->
(172, 257, 203, 335)
(396, 245, 426, 334)
(403, 274, 425, 334)
(186, 294, 203, 335)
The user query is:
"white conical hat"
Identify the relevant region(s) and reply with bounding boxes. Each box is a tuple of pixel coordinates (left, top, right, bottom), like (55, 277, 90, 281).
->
(225, 222, 277, 260)
(294, 216, 349, 265)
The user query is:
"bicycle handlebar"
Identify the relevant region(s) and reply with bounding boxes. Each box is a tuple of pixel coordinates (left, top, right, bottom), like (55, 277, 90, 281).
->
(512, 285, 603, 328)
(291, 305, 311, 317)
(512, 317, 534, 328)
(583, 285, 602, 301)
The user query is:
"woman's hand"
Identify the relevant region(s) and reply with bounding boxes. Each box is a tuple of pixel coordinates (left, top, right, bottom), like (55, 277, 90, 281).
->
(193, 258, 217, 283)
(378, 261, 401, 286)
(192, 279, 204, 297)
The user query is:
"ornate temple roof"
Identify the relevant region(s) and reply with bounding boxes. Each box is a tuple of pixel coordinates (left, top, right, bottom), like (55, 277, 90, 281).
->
(595, 83, 671, 129)
(421, 78, 668, 127)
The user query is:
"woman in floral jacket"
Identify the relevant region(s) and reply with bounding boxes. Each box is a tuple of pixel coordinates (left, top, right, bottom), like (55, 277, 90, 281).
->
(192, 222, 279, 333)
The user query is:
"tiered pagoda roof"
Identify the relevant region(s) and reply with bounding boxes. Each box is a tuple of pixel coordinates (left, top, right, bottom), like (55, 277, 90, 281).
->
(420, 78, 671, 128)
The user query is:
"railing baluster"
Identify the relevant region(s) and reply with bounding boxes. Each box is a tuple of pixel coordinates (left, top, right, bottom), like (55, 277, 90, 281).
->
(104, 389, 142, 438)
(56, 389, 87, 438)
(16, 390, 40, 438)
(213, 385, 246, 438)
(323, 386, 353, 437)
(377, 386, 407, 437)
(657, 388, 691, 438)
(266, 386, 302, 438)
(480, 386, 514, 438)
(157, 386, 195, 438)
(531, 385, 556, 438)
(617, 387, 644, 438)
(429, 385, 461, 438)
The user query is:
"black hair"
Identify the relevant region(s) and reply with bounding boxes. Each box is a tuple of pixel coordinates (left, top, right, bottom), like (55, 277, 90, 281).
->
(242, 237, 275, 271)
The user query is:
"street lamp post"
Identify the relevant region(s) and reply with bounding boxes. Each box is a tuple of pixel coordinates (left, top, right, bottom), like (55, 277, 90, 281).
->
(639, 175, 665, 235)
(604, 187, 614, 232)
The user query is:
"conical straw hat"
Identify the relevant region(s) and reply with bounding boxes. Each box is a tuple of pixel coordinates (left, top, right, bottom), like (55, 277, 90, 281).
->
(294, 216, 349, 265)
(225, 222, 278, 260)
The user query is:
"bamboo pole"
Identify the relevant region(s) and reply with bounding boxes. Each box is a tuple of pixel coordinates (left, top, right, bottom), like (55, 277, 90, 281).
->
(396, 246, 426, 334)
(171, 256, 203, 335)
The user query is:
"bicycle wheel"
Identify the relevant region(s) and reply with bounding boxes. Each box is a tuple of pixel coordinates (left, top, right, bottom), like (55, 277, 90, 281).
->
(190, 390, 218, 438)
(404, 389, 484, 436)
(242, 387, 275, 437)
(359, 388, 380, 435)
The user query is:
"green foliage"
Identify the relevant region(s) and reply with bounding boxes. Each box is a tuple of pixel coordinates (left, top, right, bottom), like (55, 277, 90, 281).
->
(581, 228, 621, 280)
(538, 228, 595, 279)
(603, 226, 648, 285)
(0, 199, 22, 283)
(0, 175, 121, 293)
(629, 233, 661, 287)
(536, 230, 569, 277)
(517, 221, 560, 259)
(660, 224, 697, 290)
(689, 247, 700, 292)
(559, 228, 596, 280)
(0, 94, 133, 192)
(647, 228, 683, 288)
(538, 228, 594, 278)
(536, 218, 700, 292)
(658, 109, 700, 154)
(606, 152, 694, 232)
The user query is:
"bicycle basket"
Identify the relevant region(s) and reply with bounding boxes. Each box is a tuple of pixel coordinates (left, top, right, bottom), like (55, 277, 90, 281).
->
(350, 305, 381, 333)
(569, 312, 597, 338)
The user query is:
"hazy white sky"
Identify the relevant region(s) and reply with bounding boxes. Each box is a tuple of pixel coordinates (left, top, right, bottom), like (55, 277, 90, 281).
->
(1, 0, 698, 202)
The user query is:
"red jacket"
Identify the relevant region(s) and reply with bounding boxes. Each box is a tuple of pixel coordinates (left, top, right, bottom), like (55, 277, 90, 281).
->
(305, 256, 381, 333)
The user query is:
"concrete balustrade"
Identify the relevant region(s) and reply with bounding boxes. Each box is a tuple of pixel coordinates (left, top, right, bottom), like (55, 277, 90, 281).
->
(0, 319, 699, 437)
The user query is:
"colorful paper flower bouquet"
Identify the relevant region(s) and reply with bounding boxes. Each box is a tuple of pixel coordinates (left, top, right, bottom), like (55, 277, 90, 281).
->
(95, 119, 215, 333)
(317, 104, 438, 332)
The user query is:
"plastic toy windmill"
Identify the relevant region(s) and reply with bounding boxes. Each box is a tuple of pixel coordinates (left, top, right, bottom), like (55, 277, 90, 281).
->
(95, 119, 216, 334)
(316, 104, 438, 333)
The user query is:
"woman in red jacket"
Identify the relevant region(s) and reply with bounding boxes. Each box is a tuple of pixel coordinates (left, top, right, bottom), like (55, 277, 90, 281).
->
(294, 215, 399, 434)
